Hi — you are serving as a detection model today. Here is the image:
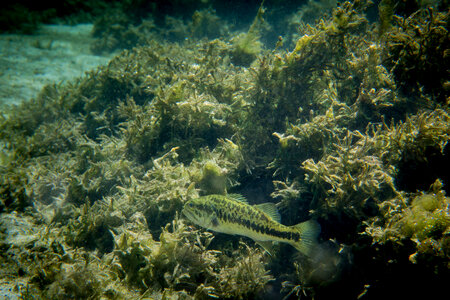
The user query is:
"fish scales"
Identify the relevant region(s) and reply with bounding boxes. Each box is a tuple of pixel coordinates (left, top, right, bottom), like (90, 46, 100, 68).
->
(182, 194, 320, 255)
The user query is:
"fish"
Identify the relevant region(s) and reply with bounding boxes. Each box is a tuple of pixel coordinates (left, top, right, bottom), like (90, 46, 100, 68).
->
(182, 194, 320, 256)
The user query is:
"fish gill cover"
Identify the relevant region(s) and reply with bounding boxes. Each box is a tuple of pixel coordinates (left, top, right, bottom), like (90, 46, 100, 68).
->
(0, 0, 449, 299)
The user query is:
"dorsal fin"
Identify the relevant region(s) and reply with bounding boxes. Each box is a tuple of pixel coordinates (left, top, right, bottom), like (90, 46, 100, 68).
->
(227, 193, 248, 204)
(255, 203, 281, 223)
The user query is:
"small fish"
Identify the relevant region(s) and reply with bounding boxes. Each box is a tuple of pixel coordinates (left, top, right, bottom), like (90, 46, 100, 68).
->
(182, 194, 320, 256)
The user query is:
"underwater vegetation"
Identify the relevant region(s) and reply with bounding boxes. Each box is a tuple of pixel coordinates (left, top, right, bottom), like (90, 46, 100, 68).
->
(1, 0, 449, 299)
(383, 6, 450, 104)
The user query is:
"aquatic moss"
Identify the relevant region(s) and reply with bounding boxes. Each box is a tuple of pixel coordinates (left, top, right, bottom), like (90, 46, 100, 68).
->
(375, 109, 450, 192)
(90, 9, 154, 54)
(378, 0, 394, 38)
(62, 202, 115, 254)
(190, 8, 224, 40)
(112, 147, 194, 236)
(230, 2, 265, 67)
(0, 211, 133, 299)
(270, 98, 355, 177)
(0, 167, 30, 212)
(111, 137, 245, 237)
(286, 0, 338, 32)
(91, 6, 228, 54)
(399, 189, 450, 241)
(270, 105, 448, 240)
(44, 265, 101, 300)
(198, 161, 228, 195)
(364, 179, 449, 279)
(236, 1, 397, 175)
(383, 8, 450, 103)
(213, 243, 274, 298)
(112, 217, 273, 298)
(303, 129, 397, 221)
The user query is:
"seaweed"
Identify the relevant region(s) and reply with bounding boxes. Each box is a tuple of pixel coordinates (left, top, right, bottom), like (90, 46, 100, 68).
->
(364, 180, 450, 281)
(383, 8, 450, 104)
(0, 167, 30, 212)
(378, 0, 394, 38)
(190, 8, 224, 40)
(230, 1, 266, 67)
(302, 129, 397, 226)
(112, 217, 272, 298)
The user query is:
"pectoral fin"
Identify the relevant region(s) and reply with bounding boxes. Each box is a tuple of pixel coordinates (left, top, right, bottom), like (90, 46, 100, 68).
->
(255, 240, 274, 256)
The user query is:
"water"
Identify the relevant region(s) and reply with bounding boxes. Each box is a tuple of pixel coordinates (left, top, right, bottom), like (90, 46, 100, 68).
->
(0, 1, 448, 299)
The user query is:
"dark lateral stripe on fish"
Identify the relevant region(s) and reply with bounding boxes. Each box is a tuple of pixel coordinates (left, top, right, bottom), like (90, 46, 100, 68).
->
(210, 206, 294, 241)
(207, 202, 296, 240)
(219, 210, 301, 241)
(182, 194, 320, 256)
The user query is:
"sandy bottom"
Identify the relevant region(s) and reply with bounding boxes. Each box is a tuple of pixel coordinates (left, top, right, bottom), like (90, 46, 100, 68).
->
(0, 24, 113, 108)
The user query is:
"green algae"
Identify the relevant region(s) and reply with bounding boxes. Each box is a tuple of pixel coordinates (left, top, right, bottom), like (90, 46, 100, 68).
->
(230, 1, 265, 67)
(383, 7, 449, 104)
(1, 1, 449, 299)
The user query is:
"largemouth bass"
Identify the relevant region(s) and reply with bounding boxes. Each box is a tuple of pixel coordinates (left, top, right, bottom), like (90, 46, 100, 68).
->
(182, 194, 320, 256)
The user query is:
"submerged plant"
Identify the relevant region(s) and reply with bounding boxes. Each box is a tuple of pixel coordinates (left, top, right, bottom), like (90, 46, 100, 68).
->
(231, 1, 266, 67)
(303, 129, 397, 222)
(364, 179, 450, 281)
(383, 8, 450, 103)
(111, 217, 273, 298)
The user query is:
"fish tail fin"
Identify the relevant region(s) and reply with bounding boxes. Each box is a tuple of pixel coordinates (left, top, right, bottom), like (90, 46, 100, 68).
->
(290, 220, 321, 256)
